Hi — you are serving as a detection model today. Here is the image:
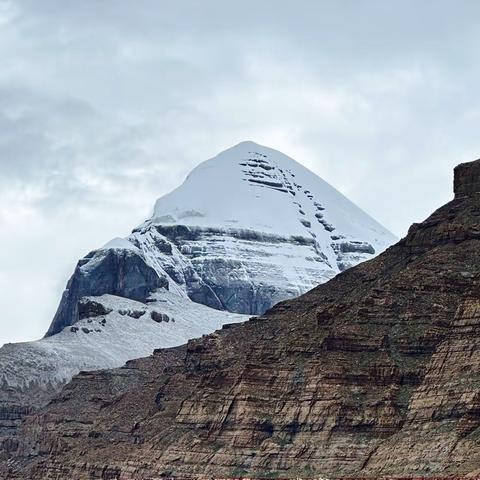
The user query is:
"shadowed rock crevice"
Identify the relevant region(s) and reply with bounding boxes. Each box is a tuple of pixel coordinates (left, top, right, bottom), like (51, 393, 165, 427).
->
(46, 248, 168, 336)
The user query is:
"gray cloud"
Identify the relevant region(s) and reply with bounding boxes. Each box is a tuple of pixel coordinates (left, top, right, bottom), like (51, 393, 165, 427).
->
(2, 0, 480, 344)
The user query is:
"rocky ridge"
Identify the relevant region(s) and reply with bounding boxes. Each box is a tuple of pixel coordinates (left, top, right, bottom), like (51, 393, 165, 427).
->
(3, 161, 480, 479)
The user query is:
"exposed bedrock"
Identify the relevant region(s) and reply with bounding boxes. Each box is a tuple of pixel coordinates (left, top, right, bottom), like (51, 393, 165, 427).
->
(188, 256, 291, 315)
(454, 157, 480, 198)
(131, 223, 337, 315)
(46, 249, 168, 336)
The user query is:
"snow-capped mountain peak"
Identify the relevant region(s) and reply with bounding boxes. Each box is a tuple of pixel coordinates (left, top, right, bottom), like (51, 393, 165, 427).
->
(150, 140, 395, 268)
(46, 142, 396, 337)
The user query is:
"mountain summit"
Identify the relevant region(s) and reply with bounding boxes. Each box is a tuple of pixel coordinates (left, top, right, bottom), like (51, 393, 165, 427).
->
(48, 141, 396, 335)
(152, 141, 392, 245)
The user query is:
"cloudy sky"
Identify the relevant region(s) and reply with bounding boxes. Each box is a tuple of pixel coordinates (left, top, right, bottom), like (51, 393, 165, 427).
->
(1, 0, 480, 345)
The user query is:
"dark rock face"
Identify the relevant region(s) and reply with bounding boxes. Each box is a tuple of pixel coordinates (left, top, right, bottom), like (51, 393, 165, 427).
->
(150, 311, 170, 323)
(77, 298, 113, 320)
(454, 158, 480, 198)
(7, 160, 480, 479)
(187, 257, 280, 315)
(45, 223, 343, 340)
(0, 404, 33, 442)
(45, 249, 168, 336)
(150, 225, 329, 315)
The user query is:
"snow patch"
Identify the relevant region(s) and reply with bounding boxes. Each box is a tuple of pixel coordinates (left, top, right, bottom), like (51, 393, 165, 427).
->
(101, 237, 139, 251)
(0, 291, 248, 399)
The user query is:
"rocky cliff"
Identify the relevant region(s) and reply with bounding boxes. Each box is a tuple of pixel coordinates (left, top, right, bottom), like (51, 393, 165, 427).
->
(46, 247, 169, 336)
(3, 161, 480, 479)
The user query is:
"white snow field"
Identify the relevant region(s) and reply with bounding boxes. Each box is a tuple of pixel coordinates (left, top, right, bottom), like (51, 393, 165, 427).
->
(0, 290, 247, 404)
(126, 141, 396, 305)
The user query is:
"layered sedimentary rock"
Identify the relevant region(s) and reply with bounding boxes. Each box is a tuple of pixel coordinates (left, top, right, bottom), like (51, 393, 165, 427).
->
(363, 298, 480, 476)
(4, 160, 480, 478)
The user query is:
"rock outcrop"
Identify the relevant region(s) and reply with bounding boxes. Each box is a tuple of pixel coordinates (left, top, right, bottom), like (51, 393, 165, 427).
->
(3, 161, 480, 479)
(46, 247, 168, 336)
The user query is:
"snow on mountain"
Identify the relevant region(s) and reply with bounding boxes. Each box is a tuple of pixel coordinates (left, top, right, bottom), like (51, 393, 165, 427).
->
(0, 290, 247, 417)
(101, 237, 140, 251)
(152, 141, 391, 245)
(48, 141, 396, 336)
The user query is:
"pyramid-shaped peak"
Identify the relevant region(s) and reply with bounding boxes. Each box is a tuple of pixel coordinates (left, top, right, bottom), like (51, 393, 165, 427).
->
(214, 140, 292, 162)
(152, 143, 396, 248)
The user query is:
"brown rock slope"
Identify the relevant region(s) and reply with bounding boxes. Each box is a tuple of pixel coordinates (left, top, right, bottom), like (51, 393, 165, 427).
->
(4, 160, 480, 479)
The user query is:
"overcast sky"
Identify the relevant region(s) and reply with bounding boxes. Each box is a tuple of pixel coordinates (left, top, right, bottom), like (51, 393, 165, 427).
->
(2, 0, 480, 345)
